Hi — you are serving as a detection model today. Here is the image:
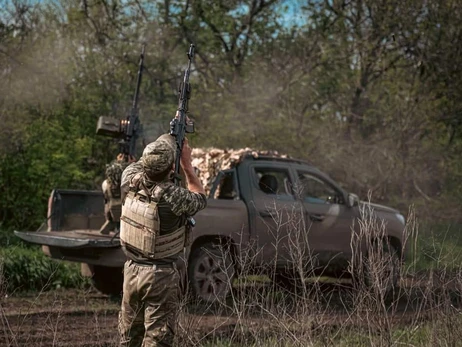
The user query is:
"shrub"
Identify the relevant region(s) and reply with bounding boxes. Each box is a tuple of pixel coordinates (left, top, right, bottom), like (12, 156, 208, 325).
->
(0, 245, 90, 294)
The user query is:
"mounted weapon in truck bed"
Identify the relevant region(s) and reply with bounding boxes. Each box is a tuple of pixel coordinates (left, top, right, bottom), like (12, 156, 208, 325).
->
(96, 44, 146, 159)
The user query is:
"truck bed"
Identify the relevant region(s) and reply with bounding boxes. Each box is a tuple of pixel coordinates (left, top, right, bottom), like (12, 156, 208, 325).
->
(14, 230, 120, 248)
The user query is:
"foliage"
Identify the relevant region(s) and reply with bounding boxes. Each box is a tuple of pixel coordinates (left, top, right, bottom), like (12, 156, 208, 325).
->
(0, 0, 461, 237)
(412, 223, 462, 271)
(0, 245, 90, 293)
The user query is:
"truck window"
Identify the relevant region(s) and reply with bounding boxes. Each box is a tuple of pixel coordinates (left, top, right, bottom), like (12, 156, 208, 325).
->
(213, 171, 238, 200)
(254, 168, 293, 197)
(296, 172, 344, 204)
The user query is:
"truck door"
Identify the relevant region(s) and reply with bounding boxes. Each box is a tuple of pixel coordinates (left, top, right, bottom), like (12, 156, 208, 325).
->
(200, 169, 250, 247)
(293, 169, 356, 268)
(248, 164, 304, 269)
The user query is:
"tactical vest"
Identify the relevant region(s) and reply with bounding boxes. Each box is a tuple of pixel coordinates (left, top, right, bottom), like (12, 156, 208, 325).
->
(120, 184, 186, 259)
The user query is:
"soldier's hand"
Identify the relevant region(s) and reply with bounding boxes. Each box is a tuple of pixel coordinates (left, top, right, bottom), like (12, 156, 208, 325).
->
(174, 110, 192, 124)
(116, 153, 136, 163)
(180, 138, 193, 169)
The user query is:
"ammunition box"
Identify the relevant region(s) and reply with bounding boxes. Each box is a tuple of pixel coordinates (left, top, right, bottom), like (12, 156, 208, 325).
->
(96, 116, 123, 137)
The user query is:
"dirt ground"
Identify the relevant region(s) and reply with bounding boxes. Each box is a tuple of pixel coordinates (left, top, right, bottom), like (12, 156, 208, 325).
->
(1, 274, 461, 347)
(0, 289, 119, 347)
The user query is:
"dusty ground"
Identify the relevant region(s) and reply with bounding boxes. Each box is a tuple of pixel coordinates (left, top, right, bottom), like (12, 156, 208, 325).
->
(0, 289, 119, 347)
(1, 274, 461, 347)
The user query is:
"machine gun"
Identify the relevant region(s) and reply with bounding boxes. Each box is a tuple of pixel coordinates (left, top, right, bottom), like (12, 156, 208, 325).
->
(169, 43, 196, 227)
(95, 44, 146, 235)
(96, 44, 146, 160)
(169, 43, 195, 185)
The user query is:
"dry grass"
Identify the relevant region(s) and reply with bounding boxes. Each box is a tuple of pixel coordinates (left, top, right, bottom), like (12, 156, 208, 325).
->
(1, 202, 462, 346)
(175, 201, 462, 347)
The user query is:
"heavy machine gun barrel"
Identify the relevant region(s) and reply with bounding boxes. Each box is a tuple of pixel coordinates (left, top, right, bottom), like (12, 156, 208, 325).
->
(96, 44, 146, 161)
(169, 43, 195, 185)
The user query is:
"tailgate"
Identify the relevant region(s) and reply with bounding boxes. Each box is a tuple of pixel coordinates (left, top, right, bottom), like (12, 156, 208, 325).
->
(14, 188, 117, 249)
(14, 230, 120, 249)
(48, 189, 106, 231)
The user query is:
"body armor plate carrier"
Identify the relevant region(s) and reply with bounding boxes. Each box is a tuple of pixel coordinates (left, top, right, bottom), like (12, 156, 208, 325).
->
(120, 185, 185, 259)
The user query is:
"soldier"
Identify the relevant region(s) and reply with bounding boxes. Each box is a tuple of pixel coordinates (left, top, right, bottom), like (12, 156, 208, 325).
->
(118, 132, 206, 347)
(100, 155, 135, 235)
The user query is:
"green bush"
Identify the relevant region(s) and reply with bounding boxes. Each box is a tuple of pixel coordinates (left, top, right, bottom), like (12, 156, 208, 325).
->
(0, 228, 40, 250)
(0, 245, 91, 294)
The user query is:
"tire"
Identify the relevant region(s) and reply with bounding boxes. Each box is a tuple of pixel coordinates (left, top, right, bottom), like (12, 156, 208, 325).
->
(358, 241, 400, 295)
(272, 269, 304, 293)
(188, 242, 235, 303)
(91, 265, 123, 297)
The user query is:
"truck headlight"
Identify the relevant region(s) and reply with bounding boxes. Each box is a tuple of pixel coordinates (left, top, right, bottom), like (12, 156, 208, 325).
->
(395, 213, 405, 225)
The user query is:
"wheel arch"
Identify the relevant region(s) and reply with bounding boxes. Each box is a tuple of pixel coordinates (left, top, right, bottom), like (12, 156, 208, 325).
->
(373, 236, 403, 259)
(188, 235, 238, 265)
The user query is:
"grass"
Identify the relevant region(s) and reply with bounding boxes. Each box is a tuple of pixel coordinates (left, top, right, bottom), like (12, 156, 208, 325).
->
(0, 243, 91, 294)
(1, 207, 462, 346)
(175, 205, 462, 347)
(412, 223, 462, 271)
(187, 313, 462, 347)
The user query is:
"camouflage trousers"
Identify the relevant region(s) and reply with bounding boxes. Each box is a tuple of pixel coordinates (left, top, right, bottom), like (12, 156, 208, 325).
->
(119, 260, 181, 347)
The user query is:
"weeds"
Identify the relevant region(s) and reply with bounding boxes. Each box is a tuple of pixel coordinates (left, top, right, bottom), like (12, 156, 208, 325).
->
(0, 245, 90, 293)
(175, 201, 462, 347)
(1, 202, 462, 346)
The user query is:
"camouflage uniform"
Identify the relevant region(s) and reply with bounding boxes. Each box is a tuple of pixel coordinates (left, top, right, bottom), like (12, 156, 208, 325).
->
(100, 160, 130, 234)
(118, 134, 206, 347)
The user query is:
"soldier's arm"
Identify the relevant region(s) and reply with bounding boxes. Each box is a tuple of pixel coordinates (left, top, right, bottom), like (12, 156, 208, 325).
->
(180, 138, 205, 195)
(163, 186, 207, 217)
(120, 161, 143, 200)
(102, 180, 109, 204)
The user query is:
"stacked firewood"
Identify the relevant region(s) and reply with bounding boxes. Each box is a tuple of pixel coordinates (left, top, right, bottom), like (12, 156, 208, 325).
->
(191, 147, 289, 194)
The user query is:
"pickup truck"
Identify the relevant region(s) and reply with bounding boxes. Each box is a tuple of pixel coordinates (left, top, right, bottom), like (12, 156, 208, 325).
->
(15, 154, 407, 302)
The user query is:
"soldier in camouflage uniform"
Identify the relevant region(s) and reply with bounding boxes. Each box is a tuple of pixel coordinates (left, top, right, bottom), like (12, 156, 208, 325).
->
(118, 133, 206, 347)
(100, 157, 133, 234)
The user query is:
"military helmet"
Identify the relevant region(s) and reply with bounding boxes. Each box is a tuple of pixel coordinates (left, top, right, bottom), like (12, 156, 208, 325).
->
(141, 134, 176, 179)
(105, 160, 129, 186)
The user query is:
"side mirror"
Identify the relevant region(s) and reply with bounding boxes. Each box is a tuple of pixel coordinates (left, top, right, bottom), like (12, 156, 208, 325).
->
(347, 193, 359, 208)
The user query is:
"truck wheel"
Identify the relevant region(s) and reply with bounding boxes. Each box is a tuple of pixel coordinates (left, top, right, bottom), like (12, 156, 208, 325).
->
(188, 242, 235, 303)
(354, 241, 400, 295)
(272, 270, 304, 293)
(91, 265, 123, 297)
